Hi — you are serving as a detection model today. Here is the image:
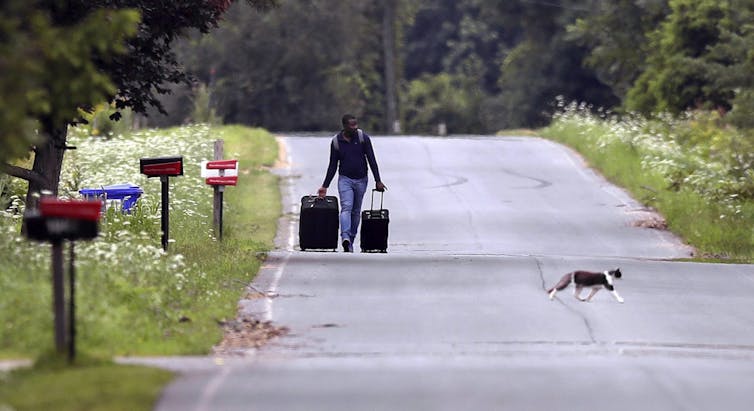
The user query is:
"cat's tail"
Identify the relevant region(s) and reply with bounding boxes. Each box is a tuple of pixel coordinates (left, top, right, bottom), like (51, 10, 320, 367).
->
(546, 272, 573, 297)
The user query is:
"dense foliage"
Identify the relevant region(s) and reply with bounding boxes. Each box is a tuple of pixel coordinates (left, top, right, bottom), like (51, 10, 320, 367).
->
(166, 0, 385, 132)
(0, 0, 139, 164)
(143, 0, 754, 135)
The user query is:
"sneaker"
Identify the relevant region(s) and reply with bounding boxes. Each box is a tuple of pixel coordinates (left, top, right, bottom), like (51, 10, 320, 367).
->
(342, 239, 353, 253)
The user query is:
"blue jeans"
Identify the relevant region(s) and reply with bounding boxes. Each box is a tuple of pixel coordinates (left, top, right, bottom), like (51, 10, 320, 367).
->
(337, 175, 368, 244)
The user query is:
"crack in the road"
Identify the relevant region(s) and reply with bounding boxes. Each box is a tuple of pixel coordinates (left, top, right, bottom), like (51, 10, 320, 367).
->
(534, 256, 547, 291)
(533, 256, 596, 343)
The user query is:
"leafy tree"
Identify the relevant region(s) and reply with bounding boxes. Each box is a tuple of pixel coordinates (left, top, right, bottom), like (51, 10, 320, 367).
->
(402, 0, 508, 132)
(403, 0, 464, 80)
(486, 0, 618, 128)
(568, 0, 670, 102)
(702, 1, 754, 128)
(625, 0, 733, 114)
(402, 0, 620, 130)
(171, 0, 384, 132)
(0, 0, 139, 169)
(1, 0, 276, 208)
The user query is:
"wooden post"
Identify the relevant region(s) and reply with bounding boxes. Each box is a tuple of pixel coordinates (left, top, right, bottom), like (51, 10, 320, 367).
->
(51, 241, 66, 353)
(68, 241, 76, 362)
(160, 176, 170, 251)
(213, 140, 224, 240)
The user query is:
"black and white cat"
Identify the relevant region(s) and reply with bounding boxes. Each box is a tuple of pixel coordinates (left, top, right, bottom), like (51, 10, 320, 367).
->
(547, 268, 624, 303)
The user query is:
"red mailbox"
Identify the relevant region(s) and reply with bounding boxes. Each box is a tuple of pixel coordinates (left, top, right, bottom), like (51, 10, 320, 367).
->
(24, 198, 102, 242)
(140, 156, 184, 177)
(139, 156, 183, 250)
(39, 198, 102, 221)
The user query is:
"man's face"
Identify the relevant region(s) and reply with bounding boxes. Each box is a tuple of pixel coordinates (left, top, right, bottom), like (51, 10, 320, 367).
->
(345, 119, 358, 137)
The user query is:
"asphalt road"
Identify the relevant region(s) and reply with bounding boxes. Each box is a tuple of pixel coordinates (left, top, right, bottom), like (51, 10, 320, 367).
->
(148, 135, 754, 411)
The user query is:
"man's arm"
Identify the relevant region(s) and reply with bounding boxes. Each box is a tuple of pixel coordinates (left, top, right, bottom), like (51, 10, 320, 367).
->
(364, 135, 385, 191)
(319, 140, 339, 196)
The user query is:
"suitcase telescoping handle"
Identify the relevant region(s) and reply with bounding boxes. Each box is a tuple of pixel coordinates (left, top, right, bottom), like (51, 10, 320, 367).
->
(370, 189, 384, 211)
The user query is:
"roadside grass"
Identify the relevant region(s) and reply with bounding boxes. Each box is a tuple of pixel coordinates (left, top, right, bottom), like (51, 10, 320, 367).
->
(0, 124, 280, 409)
(0, 356, 173, 411)
(539, 104, 754, 262)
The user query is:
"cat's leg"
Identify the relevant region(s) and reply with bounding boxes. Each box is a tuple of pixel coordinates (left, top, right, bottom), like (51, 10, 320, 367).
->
(548, 288, 558, 300)
(574, 285, 585, 301)
(606, 284, 624, 303)
(584, 287, 600, 302)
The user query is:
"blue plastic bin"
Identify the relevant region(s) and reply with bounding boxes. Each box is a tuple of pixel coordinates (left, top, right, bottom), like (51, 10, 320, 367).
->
(79, 183, 144, 213)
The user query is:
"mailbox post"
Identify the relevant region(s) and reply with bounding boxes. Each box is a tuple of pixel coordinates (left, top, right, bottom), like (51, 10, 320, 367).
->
(140, 156, 183, 251)
(201, 159, 238, 240)
(24, 197, 102, 361)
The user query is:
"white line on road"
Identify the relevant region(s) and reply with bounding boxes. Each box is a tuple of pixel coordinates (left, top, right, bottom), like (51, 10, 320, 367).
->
(264, 137, 295, 321)
(195, 365, 231, 411)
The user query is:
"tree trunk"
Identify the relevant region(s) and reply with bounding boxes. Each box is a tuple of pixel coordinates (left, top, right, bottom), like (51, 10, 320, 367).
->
(382, 0, 399, 134)
(25, 123, 67, 209)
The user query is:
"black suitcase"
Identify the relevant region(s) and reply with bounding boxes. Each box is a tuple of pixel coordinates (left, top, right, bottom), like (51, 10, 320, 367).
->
(299, 195, 339, 251)
(360, 190, 389, 253)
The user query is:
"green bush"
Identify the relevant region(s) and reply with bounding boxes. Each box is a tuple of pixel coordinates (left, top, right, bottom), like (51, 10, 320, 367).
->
(403, 73, 486, 134)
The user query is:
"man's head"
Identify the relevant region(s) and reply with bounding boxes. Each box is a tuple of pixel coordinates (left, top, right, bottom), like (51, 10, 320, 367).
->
(342, 114, 358, 129)
(341, 114, 358, 138)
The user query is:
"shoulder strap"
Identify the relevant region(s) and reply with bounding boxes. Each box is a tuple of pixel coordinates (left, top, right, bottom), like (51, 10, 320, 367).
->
(332, 129, 365, 151)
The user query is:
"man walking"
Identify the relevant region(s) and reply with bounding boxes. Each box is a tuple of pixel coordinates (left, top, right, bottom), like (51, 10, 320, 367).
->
(318, 114, 386, 252)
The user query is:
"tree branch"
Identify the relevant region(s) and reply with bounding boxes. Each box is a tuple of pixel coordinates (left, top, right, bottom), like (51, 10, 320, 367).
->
(0, 163, 47, 186)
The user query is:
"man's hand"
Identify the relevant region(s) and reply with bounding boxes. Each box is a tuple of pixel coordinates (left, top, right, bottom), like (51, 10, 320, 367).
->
(375, 181, 387, 192)
(317, 186, 327, 197)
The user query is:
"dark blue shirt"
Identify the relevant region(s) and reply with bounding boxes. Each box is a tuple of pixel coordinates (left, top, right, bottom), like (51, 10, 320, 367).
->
(322, 130, 382, 188)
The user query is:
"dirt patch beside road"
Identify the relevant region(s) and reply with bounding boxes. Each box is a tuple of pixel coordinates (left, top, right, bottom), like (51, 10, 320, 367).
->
(213, 313, 289, 355)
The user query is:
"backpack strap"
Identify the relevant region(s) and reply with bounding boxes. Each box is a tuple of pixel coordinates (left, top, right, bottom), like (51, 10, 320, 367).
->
(332, 129, 365, 151)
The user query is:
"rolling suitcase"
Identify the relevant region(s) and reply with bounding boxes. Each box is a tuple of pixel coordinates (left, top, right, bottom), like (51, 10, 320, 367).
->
(299, 195, 339, 251)
(360, 190, 389, 253)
